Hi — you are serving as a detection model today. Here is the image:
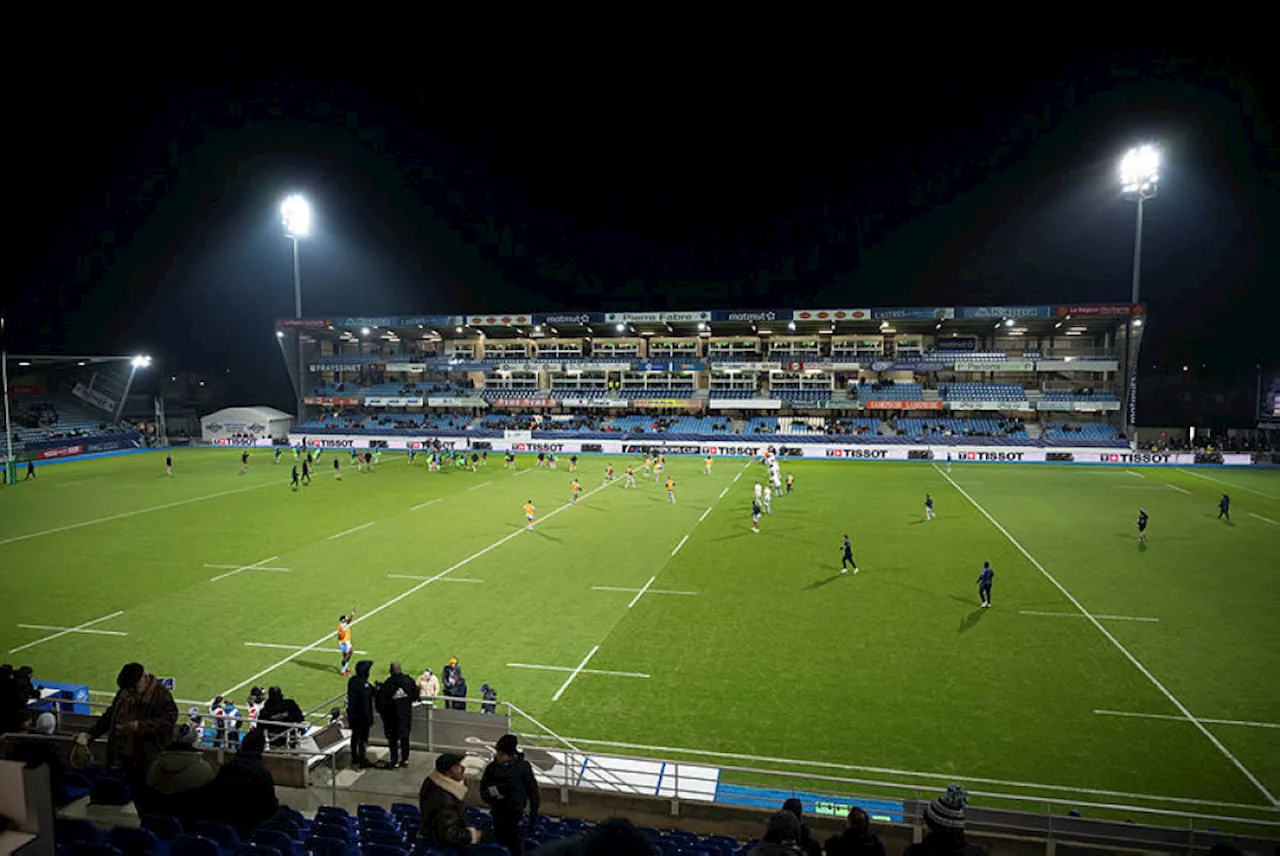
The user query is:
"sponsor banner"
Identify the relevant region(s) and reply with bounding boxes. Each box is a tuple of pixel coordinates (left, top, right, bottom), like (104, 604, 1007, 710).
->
(569, 361, 632, 372)
(793, 308, 872, 323)
(364, 396, 424, 407)
(1054, 304, 1143, 318)
(28, 434, 142, 459)
(1036, 359, 1118, 371)
(533, 312, 606, 325)
(303, 396, 361, 406)
(557, 397, 628, 408)
(830, 361, 862, 371)
(309, 362, 372, 373)
(492, 397, 556, 408)
(276, 317, 332, 329)
(872, 307, 956, 321)
(709, 361, 764, 371)
(438, 361, 493, 372)
(956, 306, 1054, 319)
(71, 382, 117, 413)
(504, 430, 533, 442)
(822, 447, 900, 460)
(935, 336, 979, 351)
(428, 396, 485, 408)
(7, 384, 46, 394)
(953, 360, 1035, 372)
(634, 399, 705, 410)
(498, 361, 558, 372)
(467, 313, 533, 327)
(1035, 401, 1122, 412)
(37, 444, 84, 460)
(710, 309, 795, 323)
(864, 400, 945, 410)
(385, 362, 426, 373)
(335, 315, 461, 328)
(868, 360, 935, 372)
(634, 360, 706, 372)
(710, 399, 782, 410)
(605, 311, 711, 323)
(947, 402, 1033, 411)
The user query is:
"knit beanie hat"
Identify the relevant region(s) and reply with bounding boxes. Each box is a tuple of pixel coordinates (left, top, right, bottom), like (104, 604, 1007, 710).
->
(925, 784, 969, 831)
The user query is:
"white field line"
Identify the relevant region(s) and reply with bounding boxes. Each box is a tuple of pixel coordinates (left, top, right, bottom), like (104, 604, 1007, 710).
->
(328, 522, 374, 540)
(552, 645, 600, 702)
(1094, 710, 1280, 729)
(204, 564, 291, 572)
(468, 481, 493, 491)
(508, 662, 650, 679)
(387, 575, 484, 583)
(1165, 484, 1191, 495)
(733, 472, 742, 483)
(221, 477, 621, 696)
(1113, 485, 1167, 490)
(933, 464, 1278, 806)
(548, 734, 1279, 813)
(591, 586, 697, 596)
(1177, 468, 1278, 500)
(209, 556, 281, 582)
(671, 535, 690, 557)
(244, 642, 370, 654)
(1249, 512, 1279, 526)
(10, 611, 125, 654)
(0, 481, 277, 547)
(699, 506, 712, 522)
(1125, 470, 1146, 479)
(17, 624, 127, 637)
(410, 498, 442, 511)
(718, 486, 729, 499)
(1020, 611, 1159, 623)
(627, 577, 657, 609)
(514, 468, 534, 476)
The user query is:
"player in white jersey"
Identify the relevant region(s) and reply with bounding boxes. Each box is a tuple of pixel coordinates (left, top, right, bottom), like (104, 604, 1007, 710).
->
(763, 485, 772, 514)
(754, 481, 763, 501)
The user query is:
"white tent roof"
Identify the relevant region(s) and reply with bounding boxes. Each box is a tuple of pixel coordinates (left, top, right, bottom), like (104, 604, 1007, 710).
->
(200, 406, 294, 424)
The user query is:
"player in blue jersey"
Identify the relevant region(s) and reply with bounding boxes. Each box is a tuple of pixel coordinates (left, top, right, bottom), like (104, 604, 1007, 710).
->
(840, 535, 858, 574)
(977, 562, 993, 607)
(1137, 508, 1149, 544)
(924, 493, 935, 521)
(1218, 492, 1230, 522)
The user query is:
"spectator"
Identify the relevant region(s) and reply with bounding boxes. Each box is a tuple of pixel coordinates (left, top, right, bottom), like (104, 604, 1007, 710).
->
(750, 811, 805, 854)
(825, 807, 886, 856)
(451, 672, 469, 711)
(903, 785, 984, 856)
(481, 734, 540, 855)
(257, 686, 304, 749)
(347, 660, 375, 768)
(77, 663, 177, 786)
(140, 722, 217, 819)
(419, 751, 481, 850)
(376, 661, 420, 768)
(442, 657, 460, 690)
(418, 668, 440, 707)
(531, 817, 655, 854)
(0, 664, 28, 734)
(207, 727, 284, 835)
(7, 712, 64, 779)
(781, 797, 821, 856)
(480, 683, 498, 714)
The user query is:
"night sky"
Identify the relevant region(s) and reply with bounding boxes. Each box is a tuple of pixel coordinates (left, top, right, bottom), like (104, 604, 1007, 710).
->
(8, 47, 1277, 423)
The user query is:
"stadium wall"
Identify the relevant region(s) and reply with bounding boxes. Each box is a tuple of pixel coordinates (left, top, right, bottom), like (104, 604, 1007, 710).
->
(286, 434, 1252, 466)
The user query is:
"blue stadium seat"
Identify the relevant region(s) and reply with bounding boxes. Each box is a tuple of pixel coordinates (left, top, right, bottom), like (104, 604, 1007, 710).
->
(56, 818, 106, 846)
(252, 828, 301, 856)
(193, 820, 241, 850)
(169, 835, 220, 856)
(69, 843, 120, 856)
(304, 836, 350, 856)
(141, 814, 185, 841)
(235, 845, 282, 856)
(109, 826, 163, 854)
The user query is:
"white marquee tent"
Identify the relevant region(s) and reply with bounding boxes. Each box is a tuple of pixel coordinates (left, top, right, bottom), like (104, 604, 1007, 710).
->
(200, 406, 294, 445)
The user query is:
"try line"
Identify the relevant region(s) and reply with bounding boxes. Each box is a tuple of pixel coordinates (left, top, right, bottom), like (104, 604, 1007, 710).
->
(933, 465, 1278, 806)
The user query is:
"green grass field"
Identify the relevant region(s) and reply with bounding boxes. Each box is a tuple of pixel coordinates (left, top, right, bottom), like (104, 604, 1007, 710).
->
(2, 449, 1278, 825)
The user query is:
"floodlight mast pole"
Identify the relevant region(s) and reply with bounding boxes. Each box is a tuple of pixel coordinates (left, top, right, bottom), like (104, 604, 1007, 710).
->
(1120, 146, 1158, 443)
(292, 236, 304, 423)
(2, 317, 14, 481)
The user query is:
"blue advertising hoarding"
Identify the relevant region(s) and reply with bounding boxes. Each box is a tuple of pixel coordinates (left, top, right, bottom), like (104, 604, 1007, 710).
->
(710, 309, 794, 323)
(872, 307, 955, 321)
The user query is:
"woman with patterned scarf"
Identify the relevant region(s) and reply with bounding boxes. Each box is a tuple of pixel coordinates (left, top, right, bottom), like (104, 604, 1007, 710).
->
(77, 662, 177, 783)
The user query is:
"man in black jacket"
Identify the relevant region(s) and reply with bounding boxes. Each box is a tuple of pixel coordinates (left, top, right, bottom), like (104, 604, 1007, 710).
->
(480, 733, 540, 855)
(376, 661, 420, 768)
(419, 751, 480, 850)
(346, 661, 375, 768)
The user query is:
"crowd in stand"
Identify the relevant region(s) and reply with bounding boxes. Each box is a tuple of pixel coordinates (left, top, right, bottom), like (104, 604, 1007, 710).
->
(895, 418, 1026, 438)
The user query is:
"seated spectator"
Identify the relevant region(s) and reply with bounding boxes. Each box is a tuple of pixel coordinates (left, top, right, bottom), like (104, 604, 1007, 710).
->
(533, 816, 655, 854)
(825, 807, 886, 856)
(206, 727, 284, 834)
(903, 785, 984, 856)
(750, 810, 805, 854)
(781, 797, 821, 856)
(140, 722, 217, 819)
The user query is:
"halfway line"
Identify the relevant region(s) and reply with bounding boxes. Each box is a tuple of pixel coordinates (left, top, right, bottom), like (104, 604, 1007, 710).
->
(245, 642, 370, 655)
(719, 487, 729, 499)
(934, 465, 1277, 806)
(387, 574, 484, 583)
(699, 507, 712, 522)
(552, 645, 600, 701)
(328, 522, 374, 540)
(10, 611, 125, 654)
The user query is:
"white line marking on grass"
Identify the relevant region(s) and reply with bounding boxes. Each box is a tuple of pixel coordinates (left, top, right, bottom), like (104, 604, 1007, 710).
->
(0, 482, 278, 547)
(733, 472, 742, 483)
(1249, 512, 1279, 526)
(591, 586, 697, 596)
(627, 577, 657, 609)
(1125, 470, 1146, 478)
(410, 498, 442, 511)
(204, 564, 291, 572)
(1113, 485, 1165, 490)
(699, 507, 712, 522)
(328, 522, 374, 540)
(387, 575, 484, 583)
(671, 535, 689, 557)
(548, 734, 1278, 813)
(515, 468, 534, 476)
(220, 478, 621, 697)
(1094, 710, 1280, 729)
(245, 642, 370, 654)
(209, 556, 281, 582)
(1177, 468, 1278, 500)
(552, 645, 600, 702)
(1165, 484, 1191, 495)
(468, 481, 493, 491)
(17, 624, 128, 636)
(933, 464, 1278, 806)
(9, 611, 125, 654)
(1021, 611, 1159, 623)
(508, 663, 650, 679)
(718, 487, 729, 499)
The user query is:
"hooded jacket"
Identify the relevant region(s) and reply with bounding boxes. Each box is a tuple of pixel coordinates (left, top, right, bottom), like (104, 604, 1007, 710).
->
(145, 743, 217, 794)
(347, 661, 375, 724)
(480, 750, 540, 816)
(377, 670, 420, 719)
(88, 673, 178, 770)
(419, 769, 479, 849)
(418, 671, 440, 700)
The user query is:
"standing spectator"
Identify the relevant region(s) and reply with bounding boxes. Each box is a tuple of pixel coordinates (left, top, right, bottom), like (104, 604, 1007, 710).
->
(419, 752, 481, 850)
(481, 734, 541, 856)
(451, 672, 469, 711)
(376, 662, 420, 768)
(903, 785, 984, 856)
(480, 683, 498, 714)
(258, 687, 305, 749)
(825, 807, 886, 856)
(781, 797, 821, 856)
(76, 663, 177, 787)
(346, 660, 375, 768)
(0, 665, 28, 734)
(442, 657, 460, 690)
(417, 668, 440, 707)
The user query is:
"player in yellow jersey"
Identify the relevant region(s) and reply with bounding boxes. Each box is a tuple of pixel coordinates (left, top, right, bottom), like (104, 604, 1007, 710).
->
(665, 476, 676, 503)
(624, 466, 636, 489)
(704, 455, 713, 475)
(523, 500, 536, 530)
(570, 479, 582, 504)
(653, 459, 664, 483)
(337, 608, 357, 676)
(604, 464, 614, 484)
(643, 455, 652, 475)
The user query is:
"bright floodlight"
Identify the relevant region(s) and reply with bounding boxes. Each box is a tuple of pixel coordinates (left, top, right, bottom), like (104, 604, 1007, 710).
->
(1120, 146, 1160, 196)
(282, 194, 311, 238)
(131, 355, 152, 368)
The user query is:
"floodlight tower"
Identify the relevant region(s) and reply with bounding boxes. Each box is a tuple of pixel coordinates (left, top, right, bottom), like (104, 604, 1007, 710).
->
(114, 355, 152, 423)
(1119, 146, 1159, 438)
(1, 317, 13, 483)
(282, 195, 311, 421)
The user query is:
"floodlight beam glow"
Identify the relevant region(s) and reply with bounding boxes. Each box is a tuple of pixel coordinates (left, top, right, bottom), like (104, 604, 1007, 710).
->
(1120, 146, 1160, 194)
(281, 194, 311, 238)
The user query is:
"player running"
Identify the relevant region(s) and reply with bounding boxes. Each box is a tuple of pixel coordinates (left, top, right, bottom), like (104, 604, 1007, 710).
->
(924, 493, 935, 521)
(569, 455, 578, 473)
(840, 534, 858, 574)
(505, 451, 516, 471)
(166, 454, 173, 476)
(333, 457, 342, 480)
(624, 466, 636, 489)
(643, 456, 652, 477)
(274, 447, 282, 464)
(763, 485, 772, 515)
(752, 498, 763, 532)
(977, 562, 994, 608)
(946, 451, 952, 473)
(665, 476, 676, 504)
(524, 500, 536, 531)
(240, 451, 250, 475)
(653, 457, 664, 484)
(337, 611, 357, 676)
(1137, 507, 1149, 544)
(604, 464, 615, 484)
(301, 458, 311, 486)
(290, 464, 300, 491)
(754, 481, 763, 502)
(570, 479, 582, 504)
(704, 455, 713, 475)
(785, 473, 794, 495)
